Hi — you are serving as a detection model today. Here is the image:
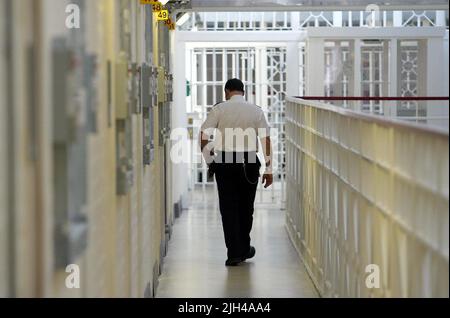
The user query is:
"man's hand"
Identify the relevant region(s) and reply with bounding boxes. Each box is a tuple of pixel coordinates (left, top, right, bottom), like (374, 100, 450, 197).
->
(262, 173, 273, 188)
(200, 131, 215, 165)
(260, 136, 273, 189)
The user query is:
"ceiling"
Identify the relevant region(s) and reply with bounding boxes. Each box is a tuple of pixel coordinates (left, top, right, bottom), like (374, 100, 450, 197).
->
(189, 0, 449, 11)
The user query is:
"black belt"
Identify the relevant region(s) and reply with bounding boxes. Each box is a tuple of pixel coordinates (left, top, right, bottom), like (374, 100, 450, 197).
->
(214, 151, 260, 164)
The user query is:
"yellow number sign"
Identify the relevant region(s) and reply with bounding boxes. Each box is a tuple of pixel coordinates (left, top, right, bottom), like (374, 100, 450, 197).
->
(157, 10, 169, 21)
(140, 0, 158, 5)
(152, 2, 163, 12)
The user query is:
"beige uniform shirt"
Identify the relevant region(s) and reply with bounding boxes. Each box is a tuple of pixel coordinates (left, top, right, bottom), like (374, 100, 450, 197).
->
(200, 95, 270, 153)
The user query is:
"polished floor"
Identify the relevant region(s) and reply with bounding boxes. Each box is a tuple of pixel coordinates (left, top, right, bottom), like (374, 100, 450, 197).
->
(156, 186, 318, 298)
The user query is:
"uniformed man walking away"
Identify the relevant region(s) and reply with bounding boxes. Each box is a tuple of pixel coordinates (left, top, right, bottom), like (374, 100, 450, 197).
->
(199, 78, 273, 266)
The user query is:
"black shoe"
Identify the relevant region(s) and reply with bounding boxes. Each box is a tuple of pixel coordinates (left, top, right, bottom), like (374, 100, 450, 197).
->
(225, 258, 242, 266)
(242, 246, 256, 261)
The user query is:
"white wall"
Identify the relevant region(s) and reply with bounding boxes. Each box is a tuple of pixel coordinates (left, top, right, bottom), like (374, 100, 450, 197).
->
(171, 34, 189, 208)
(426, 34, 449, 128)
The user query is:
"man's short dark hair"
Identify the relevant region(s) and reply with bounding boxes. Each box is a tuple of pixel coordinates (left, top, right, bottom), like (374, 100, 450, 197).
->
(225, 78, 245, 93)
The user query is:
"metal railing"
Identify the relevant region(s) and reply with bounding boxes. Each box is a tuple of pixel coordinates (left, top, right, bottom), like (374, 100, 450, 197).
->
(177, 11, 449, 31)
(285, 96, 449, 297)
(296, 96, 450, 129)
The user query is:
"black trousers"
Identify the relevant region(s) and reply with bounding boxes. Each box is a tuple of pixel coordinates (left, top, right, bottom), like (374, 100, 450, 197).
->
(211, 152, 261, 259)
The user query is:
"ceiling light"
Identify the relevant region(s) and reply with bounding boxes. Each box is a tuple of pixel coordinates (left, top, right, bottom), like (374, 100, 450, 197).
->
(176, 12, 190, 26)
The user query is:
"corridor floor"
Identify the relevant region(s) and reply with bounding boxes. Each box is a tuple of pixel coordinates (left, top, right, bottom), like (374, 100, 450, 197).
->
(156, 186, 318, 298)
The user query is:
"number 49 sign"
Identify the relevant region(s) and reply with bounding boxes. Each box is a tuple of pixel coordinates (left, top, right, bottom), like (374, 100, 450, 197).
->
(157, 10, 169, 21)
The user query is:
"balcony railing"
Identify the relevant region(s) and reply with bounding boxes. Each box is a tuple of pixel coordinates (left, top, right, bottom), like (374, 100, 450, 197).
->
(178, 11, 449, 31)
(296, 96, 450, 129)
(285, 96, 449, 297)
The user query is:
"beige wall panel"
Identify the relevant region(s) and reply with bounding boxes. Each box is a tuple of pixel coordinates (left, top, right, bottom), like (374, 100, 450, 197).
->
(130, 116, 141, 298)
(81, 0, 117, 298)
(12, 0, 38, 297)
(0, 0, 8, 298)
